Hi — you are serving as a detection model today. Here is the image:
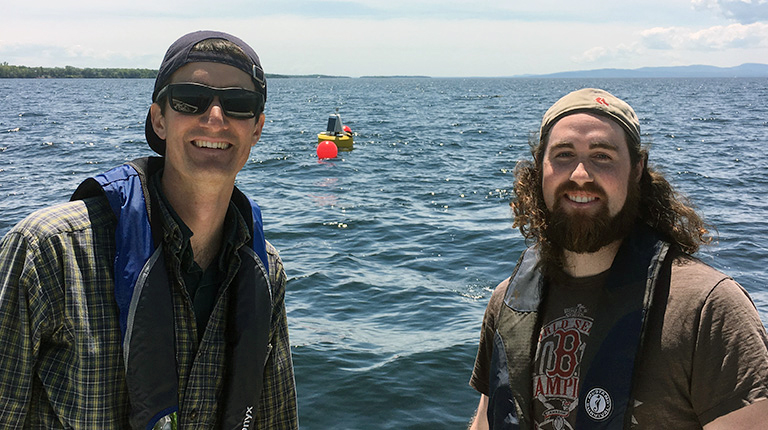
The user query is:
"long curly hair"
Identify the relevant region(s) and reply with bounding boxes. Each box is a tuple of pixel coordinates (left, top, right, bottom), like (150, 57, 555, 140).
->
(511, 129, 712, 255)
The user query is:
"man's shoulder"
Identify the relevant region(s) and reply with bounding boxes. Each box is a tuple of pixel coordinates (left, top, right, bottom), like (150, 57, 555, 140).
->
(491, 276, 512, 297)
(7, 197, 114, 244)
(265, 239, 279, 258)
(670, 252, 728, 277)
(667, 252, 735, 297)
(264, 239, 286, 287)
(662, 251, 761, 327)
(483, 276, 513, 321)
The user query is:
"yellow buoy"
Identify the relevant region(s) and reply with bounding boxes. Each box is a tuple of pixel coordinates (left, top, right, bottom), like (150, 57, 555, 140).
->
(319, 112, 353, 149)
(317, 132, 353, 149)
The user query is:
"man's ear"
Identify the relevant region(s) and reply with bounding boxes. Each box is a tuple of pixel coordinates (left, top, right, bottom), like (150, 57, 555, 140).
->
(251, 113, 266, 147)
(150, 103, 167, 140)
(633, 154, 646, 184)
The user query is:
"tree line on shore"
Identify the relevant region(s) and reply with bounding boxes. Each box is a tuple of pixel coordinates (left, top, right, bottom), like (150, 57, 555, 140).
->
(0, 63, 347, 79)
(0, 63, 158, 79)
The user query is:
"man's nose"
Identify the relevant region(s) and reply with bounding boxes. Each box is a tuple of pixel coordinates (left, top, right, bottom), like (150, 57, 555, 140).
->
(202, 97, 226, 125)
(569, 162, 593, 186)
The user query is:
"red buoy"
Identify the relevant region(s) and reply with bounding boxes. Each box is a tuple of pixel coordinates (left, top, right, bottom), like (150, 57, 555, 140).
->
(343, 125, 352, 134)
(317, 140, 338, 159)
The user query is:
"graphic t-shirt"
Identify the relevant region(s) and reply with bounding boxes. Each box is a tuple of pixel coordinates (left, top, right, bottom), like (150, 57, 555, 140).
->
(532, 270, 608, 430)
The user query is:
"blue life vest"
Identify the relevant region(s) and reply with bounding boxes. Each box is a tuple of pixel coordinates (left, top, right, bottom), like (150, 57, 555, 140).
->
(72, 157, 272, 430)
(488, 225, 669, 430)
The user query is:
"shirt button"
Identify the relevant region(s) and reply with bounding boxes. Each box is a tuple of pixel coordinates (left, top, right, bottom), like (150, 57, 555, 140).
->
(189, 409, 198, 420)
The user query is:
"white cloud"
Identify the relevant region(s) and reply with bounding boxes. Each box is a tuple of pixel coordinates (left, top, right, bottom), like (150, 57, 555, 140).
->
(641, 22, 768, 50)
(572, 18, 768, 69)
(692, 0, 768, 24)
(572, 44, 642, 64)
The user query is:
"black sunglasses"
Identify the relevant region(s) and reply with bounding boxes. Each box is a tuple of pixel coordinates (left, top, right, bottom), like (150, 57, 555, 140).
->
(157, 82, 264, 119)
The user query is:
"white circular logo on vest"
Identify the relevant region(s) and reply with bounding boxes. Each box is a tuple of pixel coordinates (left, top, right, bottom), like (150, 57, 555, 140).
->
(584, 387, 612, 421)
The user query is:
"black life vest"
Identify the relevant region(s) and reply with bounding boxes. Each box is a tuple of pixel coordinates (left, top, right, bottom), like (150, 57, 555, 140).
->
(488, 225, 670, 429)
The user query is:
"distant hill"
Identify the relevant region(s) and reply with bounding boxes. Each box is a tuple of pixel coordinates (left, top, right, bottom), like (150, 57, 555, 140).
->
(519, 63, 768, 78)
(359, 75, 431, 79)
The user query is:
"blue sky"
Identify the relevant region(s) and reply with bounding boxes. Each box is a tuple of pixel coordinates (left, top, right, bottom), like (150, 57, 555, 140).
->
(2, 0, 767, 77)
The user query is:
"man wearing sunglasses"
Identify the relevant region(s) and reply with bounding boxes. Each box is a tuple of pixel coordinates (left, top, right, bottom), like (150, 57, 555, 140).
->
(0, 31, 298, 429)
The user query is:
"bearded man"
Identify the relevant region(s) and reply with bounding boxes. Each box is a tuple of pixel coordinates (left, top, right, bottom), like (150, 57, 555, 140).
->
(468, 88, 768, 430)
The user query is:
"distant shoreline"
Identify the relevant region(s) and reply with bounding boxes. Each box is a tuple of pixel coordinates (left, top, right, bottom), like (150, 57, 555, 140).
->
(2, 63, 767, 79)
(0, 64, 158, 79)
(0, 64, 356, 79)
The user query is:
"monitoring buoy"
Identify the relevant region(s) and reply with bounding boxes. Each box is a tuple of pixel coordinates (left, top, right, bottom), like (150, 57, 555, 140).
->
(317, 140, 338, 159)
(318, 113, 353, 149)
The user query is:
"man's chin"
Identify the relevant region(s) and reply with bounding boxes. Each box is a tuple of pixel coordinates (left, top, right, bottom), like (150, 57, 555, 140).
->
(547, 214, 614, 253)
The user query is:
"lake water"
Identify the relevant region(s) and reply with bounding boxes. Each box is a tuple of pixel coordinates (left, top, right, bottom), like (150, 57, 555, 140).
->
(1, 77, 767, 428)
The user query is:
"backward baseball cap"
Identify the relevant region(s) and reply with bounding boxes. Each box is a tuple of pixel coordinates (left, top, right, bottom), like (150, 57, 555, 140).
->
(145, 30, 267, 155)
(539, 88, 640, 149)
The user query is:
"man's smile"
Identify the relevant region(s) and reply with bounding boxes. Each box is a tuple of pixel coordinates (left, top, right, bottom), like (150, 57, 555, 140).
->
(192, 140, 231, 150)
(565, 192, 599, 204)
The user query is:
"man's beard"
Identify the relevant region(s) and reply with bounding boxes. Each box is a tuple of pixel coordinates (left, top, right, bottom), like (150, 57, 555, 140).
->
(544, 180, 640, 254)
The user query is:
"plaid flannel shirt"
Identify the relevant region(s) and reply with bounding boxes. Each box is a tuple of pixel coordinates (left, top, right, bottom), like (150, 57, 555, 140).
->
(0, 190, 297, 429)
